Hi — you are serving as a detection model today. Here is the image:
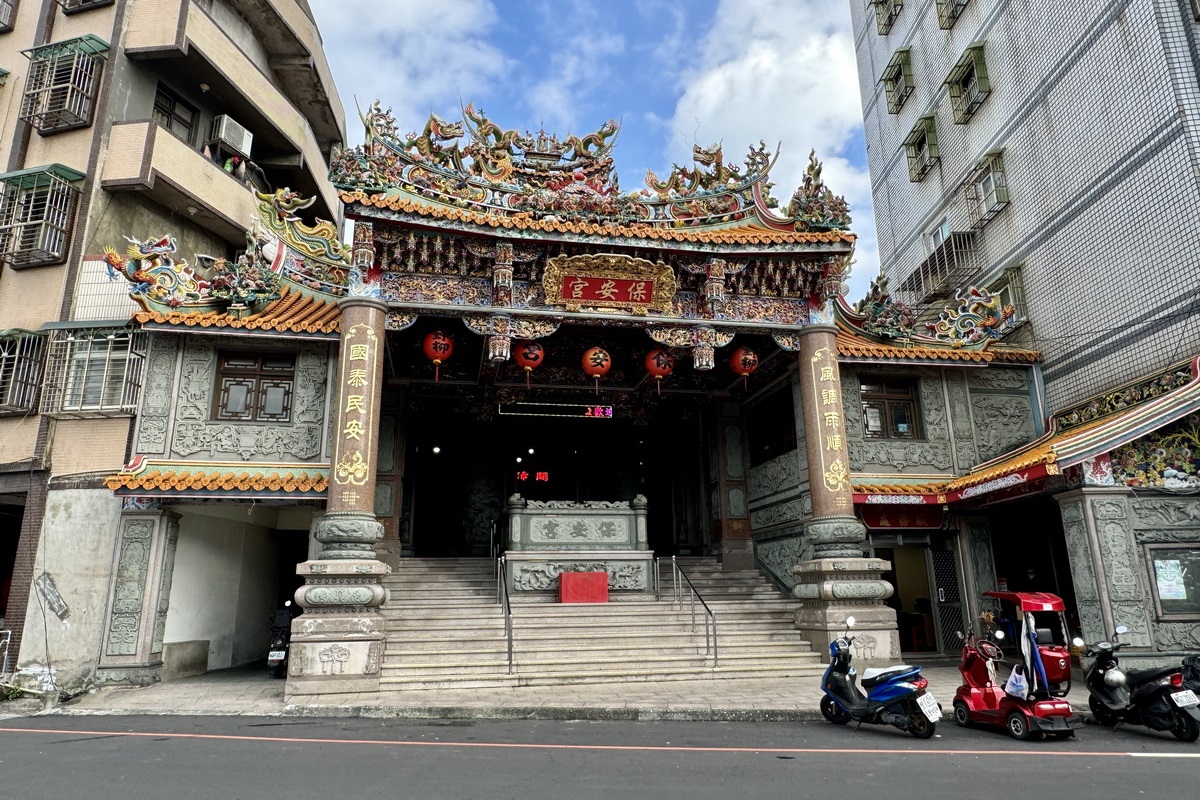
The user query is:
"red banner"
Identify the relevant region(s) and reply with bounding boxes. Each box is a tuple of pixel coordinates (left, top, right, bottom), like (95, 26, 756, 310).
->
(561, 275, 654, 306)
(859, 505, 944, 530)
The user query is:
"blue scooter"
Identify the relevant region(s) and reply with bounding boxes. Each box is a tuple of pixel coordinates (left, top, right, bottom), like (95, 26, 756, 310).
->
(820, 615, 940, 738)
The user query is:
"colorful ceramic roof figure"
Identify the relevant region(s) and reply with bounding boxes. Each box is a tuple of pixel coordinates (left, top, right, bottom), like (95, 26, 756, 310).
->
(329, 101, 855, 247)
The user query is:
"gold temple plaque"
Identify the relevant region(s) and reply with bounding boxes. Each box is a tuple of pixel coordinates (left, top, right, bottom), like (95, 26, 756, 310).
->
(543, 254, 676, 315)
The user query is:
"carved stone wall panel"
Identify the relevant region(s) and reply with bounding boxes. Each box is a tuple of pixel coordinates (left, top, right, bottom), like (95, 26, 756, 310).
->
(750, 492, 812, 530)
(754, 528, 812, 591)
(170, 340, 329, 462)
(1130, 498, 1200, 530)
(840, 368, 864, 471)
(150, 517, 179, 655)
(1090, 496, 1153, 646)
(966, 367, 1029, 391)
(1153, 622, 1200, 651)
(724, 425, 745, 480)
(106, 519, 153, 657)
(529, 516, 627, 543)
(1059, 498, 1106, 644)
(792, 379, 809, 472)
(748, 450, 803, 501)
(510, 561, 649, 591)
(136, 337, 180, 454)
(944, 371, 978, 470)
(970, 394, 1035, 463)
(964, 519, 997, 595)
(842, 367, 952, 472)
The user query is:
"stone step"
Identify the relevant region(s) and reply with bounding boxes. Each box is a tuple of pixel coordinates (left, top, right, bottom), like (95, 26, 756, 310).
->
(380, 650, 820, 677)
(385, 640, 813, 664)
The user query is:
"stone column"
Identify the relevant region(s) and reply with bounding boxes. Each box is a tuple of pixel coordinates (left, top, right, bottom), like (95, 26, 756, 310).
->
(791, 323, 899, 666)
(96, 508, 180, 685)
(289, 228, 391, 695)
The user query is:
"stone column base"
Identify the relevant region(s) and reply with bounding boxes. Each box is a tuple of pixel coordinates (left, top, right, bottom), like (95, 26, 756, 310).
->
(791, 556, 900, 668)
(94, 661, 165, 686)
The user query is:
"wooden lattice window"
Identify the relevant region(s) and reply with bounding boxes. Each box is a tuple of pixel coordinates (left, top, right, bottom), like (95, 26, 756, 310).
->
(41, 328, 146, 417)
(882, 47, 914, 114)
(214, 352, 295, 423)
(0, 164, 83, 269)
(903, 114, 939, 182)
(862, 378, 922, 439)
(0, 331, 45, 413)
(947, 42, 991, 124)
(936, 0, 970, 29)
(20, 35, 109, 134)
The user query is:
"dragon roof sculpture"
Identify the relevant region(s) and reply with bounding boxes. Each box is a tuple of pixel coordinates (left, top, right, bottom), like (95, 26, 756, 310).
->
(330, 101, 852, 238)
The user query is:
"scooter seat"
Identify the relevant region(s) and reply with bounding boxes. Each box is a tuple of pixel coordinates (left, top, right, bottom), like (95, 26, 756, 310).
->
(861, 665, 916, 689)
(1125, 665, 1179, 686)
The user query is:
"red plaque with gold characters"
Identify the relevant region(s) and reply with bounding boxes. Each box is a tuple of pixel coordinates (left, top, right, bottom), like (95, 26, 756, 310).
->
(543, 254, 675, 315)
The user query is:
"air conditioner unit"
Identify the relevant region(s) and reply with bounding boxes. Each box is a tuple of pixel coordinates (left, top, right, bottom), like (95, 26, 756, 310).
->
(210, 115, 253, 157)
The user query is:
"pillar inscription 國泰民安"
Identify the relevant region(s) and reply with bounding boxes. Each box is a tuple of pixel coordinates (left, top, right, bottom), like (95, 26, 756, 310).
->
(791, 324, 898, 666)
(289, 225, 391, 695)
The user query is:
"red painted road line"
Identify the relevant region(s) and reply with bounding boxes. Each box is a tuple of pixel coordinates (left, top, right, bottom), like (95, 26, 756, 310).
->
(0, 727, 1138, 757)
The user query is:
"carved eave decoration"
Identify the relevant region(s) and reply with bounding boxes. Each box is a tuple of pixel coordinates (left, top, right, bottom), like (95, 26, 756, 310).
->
(105, 458, 329, 499)
(133, 285, 341, 338)
(543, 254, 675, 315)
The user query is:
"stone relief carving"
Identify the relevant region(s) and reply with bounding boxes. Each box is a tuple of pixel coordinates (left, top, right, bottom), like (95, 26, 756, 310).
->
(750, 494, 811, 530)
(170, 338, 327, 462)
(724, 425, 745, 480)
(136, 338, 180, 453)
(755, 530, 812, 590)
(971, 394, 1035, 463)
(729, 487, 746, 518)
(529, 516, 627, 542)
(107, 519, 153, 657)
(944, 372, 979, 469)
(748, 450, 802, 501)
(151, 518, 178, 655)
(1090, 497, 1152, 646)
(511, 562, 648, 591)
(1131, 499, 1200, 529)
(841, 369, 864, 471)
(966, 520, 997, 594)
(844, 368, 953, 471)
(1153, 622, 1200, 651)
(1059, 499, 1106, 644)
(967, 368, 1029, 391)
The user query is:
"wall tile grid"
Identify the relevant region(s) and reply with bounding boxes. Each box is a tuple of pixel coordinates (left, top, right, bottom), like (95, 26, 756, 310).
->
(855, 0, 1200, 412)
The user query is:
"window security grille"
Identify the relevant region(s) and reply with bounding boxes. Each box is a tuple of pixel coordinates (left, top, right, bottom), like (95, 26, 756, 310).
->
(55, 0, 117, 12)
(40, 329, 146, 417)
(882, 48, 914, 114)
(0, 0, 17, 32)
(20, 35, 110, 134)
(947, 43, 991, 124)
(964, 151, 1010, 228)
(0, 332, 45, 413)
(935, 0, 970, 29)
(0, 166, 83, 268)
(872, 0, 904, 35)
(903, 115, 940, 181)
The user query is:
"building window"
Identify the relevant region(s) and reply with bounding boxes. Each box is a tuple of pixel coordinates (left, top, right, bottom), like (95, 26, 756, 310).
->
(882, 47, 914, 114)
(935, 0, 970, 29)
(964, 150, 1009, 227)
(861, 378, 922, 439)
(989, 265, 1027, 324)
(1147, 545, 1200, 618)
(746, 384, 797, 467)
(929, 219, 951, 250)
(0, 164, 84, 269)
(153, 85, 198, 144)
(947, 42, 991, 124)
(55, 0, 116, 12)
(0, 0, 18, 32)
(902, 114, 939, 182)
(871, 0, 904, 35)
(0, 331, 45, 414)
(19, 35, 109, 134)
(213, 352, 295, 423)
(40, 328, 146, 417)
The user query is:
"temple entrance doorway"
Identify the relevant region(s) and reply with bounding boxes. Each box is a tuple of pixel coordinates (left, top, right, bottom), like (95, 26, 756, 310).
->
(402, 404, 707, 558)
(871, 531, 965, 655)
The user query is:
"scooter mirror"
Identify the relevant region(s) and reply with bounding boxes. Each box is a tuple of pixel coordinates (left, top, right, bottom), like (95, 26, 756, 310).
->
(955, 630, 964, 639)
(1115, 625, 1129, 635)
(994, 630, 1005, 641)
(845, 615, 856, 628)
(1072, 637, 1085, 648)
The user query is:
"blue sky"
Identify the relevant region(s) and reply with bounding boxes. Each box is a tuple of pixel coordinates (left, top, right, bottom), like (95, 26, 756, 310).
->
(309, 0, 876, 300)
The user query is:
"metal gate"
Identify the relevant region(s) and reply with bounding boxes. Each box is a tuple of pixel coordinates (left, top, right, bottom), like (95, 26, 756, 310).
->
(929, 548, 964, 654)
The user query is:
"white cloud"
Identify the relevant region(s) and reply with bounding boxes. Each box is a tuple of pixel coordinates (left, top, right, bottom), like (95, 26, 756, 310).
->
(525, 32, 625, 131)
(665, 0, 878, 301)
(309, 0, 510, 145)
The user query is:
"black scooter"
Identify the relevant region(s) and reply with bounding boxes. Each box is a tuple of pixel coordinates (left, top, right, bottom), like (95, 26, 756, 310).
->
(267, 600, 295, 678)
(1082, 625, 1200, 742)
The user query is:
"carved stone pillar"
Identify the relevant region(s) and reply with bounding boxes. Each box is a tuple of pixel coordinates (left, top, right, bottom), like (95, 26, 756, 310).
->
(97, 508, 180, 685)
(289, 291, 391, 695)
(791, 323, 898, 665)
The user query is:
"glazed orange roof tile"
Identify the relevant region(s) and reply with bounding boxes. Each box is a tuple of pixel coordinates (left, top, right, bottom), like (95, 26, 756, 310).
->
(835, 327, 1040, 364)
(133, 286, 341, 335)
(104, 468, 328, 494)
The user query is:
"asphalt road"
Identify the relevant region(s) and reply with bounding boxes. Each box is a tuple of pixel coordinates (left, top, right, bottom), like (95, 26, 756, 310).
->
(0, 715, 1197, 800)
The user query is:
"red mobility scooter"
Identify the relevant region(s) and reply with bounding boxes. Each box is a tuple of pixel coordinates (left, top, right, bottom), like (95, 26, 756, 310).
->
(953, 591, 1083, 740)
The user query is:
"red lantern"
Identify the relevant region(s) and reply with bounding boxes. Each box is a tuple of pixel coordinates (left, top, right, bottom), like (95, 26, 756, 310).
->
(729, 346, 758, 388)
(423, 331, 454, 382)
(513, 340, 544, 388)
(582, 346, 611, 395)
(644, 348, 675, 395)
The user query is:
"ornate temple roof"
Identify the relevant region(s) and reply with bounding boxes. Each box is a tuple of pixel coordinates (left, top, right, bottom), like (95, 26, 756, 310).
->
(134, 285, 341, 337)
(329, 102, 855, 249)
(104, 456, 328, 499)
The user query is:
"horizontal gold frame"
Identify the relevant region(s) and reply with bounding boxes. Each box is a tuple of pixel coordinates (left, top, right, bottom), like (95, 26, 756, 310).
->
(543, 253, 676, 315)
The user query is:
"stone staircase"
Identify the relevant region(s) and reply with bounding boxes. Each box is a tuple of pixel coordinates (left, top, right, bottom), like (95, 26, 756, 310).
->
(378, 556, 825, 690)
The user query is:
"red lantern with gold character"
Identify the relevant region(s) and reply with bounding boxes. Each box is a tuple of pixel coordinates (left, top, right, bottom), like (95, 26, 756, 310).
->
(423, 331, 454, 382)
(644, 348, 675, 395)
(729, 346, 758, 388)
(513, 340, 545, 388)
(582, 346, 611, 395)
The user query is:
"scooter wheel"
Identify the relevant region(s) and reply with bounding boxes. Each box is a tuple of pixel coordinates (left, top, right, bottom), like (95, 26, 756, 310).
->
(953, 701, 973, 728)
(908, 714, 936, 739)
(820, 695, 850, 725)
(1170, 709, 1200, 743)
(1088, 694, 1120, 727)
(1006, 711, 1031, 741)
(271, 662, 287, 679)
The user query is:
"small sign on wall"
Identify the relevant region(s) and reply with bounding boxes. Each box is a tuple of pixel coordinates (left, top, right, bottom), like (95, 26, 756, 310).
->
(35, 572, 70, 620)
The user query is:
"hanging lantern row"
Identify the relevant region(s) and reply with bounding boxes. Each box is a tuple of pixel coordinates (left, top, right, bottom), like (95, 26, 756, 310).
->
(420, 334, 758, 391)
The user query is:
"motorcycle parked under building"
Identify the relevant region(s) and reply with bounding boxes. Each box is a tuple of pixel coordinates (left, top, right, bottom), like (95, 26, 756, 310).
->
(819, 615, 940, 739)
(1082, 625, 1200, 742)
(267, 600, 296, 679)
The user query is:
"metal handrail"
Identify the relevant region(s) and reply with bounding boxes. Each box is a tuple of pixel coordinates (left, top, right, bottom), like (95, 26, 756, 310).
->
(496, 556, 514, 673)
(657, 555, 718, 666)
